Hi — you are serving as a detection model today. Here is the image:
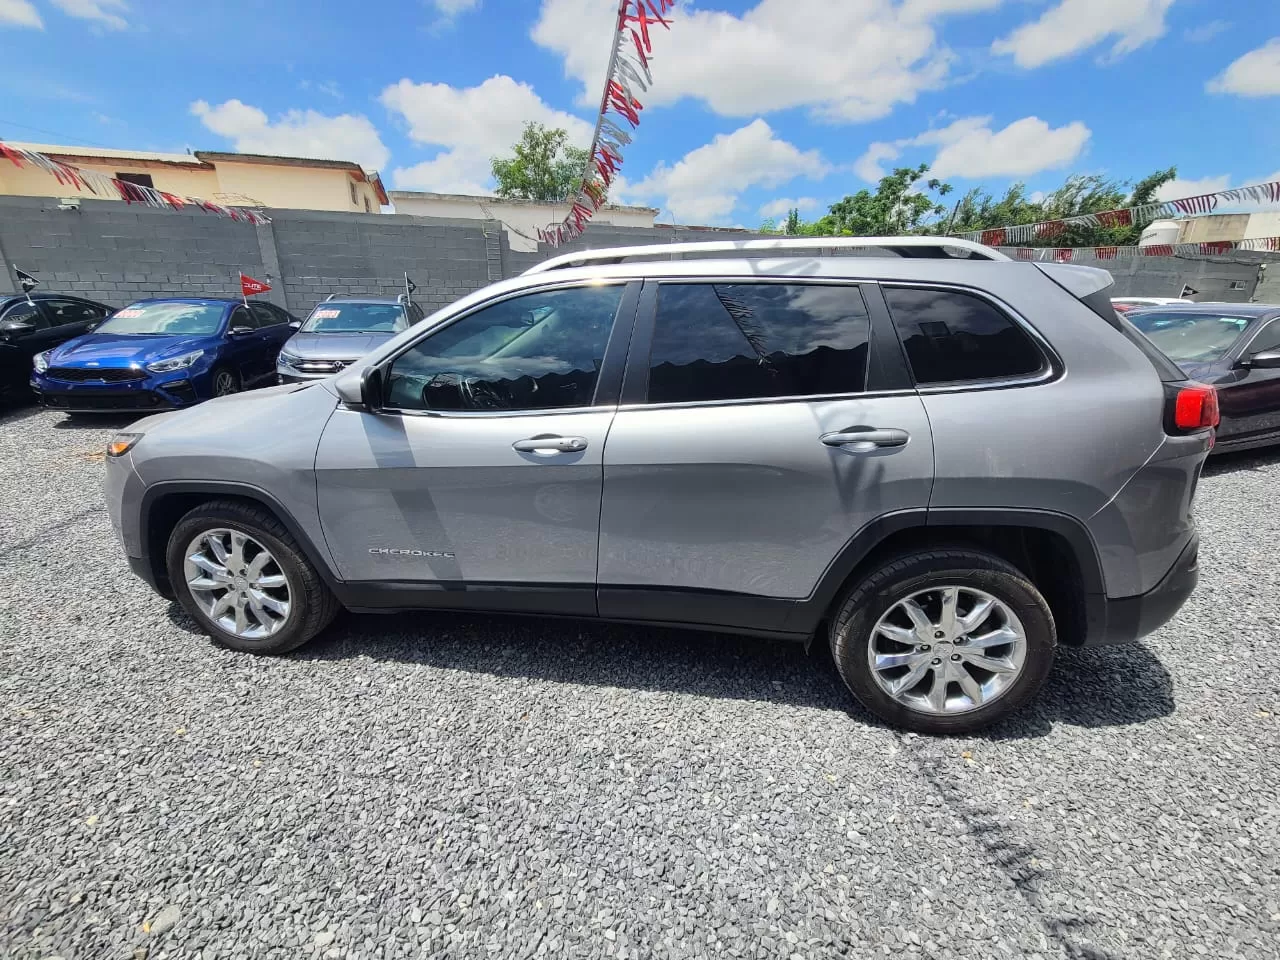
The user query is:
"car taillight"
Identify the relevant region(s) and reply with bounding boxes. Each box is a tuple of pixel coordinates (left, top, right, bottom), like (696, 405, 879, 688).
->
(1165, 382, 1219, 434)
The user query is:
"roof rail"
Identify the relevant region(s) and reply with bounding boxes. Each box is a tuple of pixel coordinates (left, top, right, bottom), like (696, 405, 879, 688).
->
(524, 236, 1009, 274)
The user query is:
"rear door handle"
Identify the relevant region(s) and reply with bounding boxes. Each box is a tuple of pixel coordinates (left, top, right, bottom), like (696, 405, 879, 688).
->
(821, 428, 910, 449)
(512, 435, 588, 454)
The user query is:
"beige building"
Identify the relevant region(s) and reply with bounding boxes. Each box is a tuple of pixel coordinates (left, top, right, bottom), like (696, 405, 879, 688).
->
(388, 190, 658, 252)
(1142, 212, 1280, 246)
(0, 143, 388, 213)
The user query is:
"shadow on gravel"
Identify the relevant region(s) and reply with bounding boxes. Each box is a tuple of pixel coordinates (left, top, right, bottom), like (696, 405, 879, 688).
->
(52, 413, 144, 430)
(177, 605, 1174, 735)
(0, 399, 45, 428)
(1202, 444, 1280, 475)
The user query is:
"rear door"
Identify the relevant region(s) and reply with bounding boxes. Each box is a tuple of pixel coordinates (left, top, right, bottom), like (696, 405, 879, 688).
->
(597, 278, 934, 632)
(38, 297, 111, 345)
(314, 281, 639, 609)
(250, 302, 294, 374)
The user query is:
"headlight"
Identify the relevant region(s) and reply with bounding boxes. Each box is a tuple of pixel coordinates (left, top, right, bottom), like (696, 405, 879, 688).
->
(33, 351, 50, 373)
(145, 350, 204, 373)
(106, 433, 142, 457)
(277, 352, 299, 368)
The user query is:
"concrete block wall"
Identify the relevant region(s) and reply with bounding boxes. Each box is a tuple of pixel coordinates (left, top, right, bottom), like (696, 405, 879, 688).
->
(4, 195, 1277, 319)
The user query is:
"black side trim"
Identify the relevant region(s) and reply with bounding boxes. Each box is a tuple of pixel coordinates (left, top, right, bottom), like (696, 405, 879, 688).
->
(861, 283, 915, 392)
(591, 280, 642, 407)
(597, 586, 800, 638)
(619, 280, 658, 406)
(335, 580, 597, 617)
(137, 480, 342, 594)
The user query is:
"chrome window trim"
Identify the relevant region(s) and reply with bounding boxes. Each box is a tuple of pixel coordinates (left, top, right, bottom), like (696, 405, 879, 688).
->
(375, 279, 631, 419)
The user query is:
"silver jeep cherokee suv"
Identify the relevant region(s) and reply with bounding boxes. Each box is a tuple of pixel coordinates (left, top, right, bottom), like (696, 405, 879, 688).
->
(104, 238, 1214, 733)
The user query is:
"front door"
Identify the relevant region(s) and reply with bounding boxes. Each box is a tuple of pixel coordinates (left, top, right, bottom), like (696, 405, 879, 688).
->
(314, 282, 636, 609)
(1216, 317, 1280, 446)
(598, 279, 934, 628)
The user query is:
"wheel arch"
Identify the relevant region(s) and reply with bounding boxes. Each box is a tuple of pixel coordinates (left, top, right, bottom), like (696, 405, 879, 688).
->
(791, 508, 1105, 647)
(140, 481, 340, 598)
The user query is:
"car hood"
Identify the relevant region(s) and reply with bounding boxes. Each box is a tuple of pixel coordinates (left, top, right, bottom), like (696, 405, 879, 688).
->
(283, 332, 396, 362)
(48, 332, 216, 367)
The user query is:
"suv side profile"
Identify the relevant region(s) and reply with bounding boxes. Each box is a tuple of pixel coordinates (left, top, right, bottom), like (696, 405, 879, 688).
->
(104, 238, 1213, 733)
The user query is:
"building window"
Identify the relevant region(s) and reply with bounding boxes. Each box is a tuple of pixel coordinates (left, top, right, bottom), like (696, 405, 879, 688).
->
(1229, 280, 1248, 291)
(350, 181, 359, 205)
(116, 173, 154, 188)
(364, 196, 372, 213)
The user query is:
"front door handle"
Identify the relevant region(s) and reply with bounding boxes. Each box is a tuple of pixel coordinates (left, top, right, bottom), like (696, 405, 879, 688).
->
(821, 428, 910, 450)
(512, 435, 588, 454)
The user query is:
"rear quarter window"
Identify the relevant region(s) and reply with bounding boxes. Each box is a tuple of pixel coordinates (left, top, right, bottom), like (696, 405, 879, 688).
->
(883, 286, 1046, 386)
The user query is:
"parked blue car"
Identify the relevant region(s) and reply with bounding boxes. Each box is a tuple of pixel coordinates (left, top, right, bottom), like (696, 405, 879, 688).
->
(31, 297, 298, 414)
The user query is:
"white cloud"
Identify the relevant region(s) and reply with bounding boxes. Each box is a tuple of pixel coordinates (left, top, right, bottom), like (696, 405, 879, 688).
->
(854, 115, 1090, 181)
(534, 0, 1002, 124)
(431, 0, 479, 13)
(992, 0, 1174, 68)
(190, 99, 390, 171)
(0, 0, 42, 28)
(50, 0, 128, 29)
(629, 119, 829, 223)
(380, 74, 590, 194)
(1183, 20, 1231, 43)
(1154, 176, 1231, 201)
(1207, 38, 1280, 97)
(759, 197, 819, 219)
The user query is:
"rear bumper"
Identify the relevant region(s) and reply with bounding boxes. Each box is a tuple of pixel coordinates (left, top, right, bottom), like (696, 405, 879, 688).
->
(1085, 533, 1199, 646)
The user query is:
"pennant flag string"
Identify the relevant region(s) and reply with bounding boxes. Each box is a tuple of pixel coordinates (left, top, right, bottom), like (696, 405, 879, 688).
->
(1003, 237, 1280, 261)
(538, 0, 677, 248)
(0, 140, 270, 225)
(952, 179, 1280, 245)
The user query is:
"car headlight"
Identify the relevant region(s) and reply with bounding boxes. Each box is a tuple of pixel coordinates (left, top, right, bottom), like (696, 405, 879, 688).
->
(33, 351, 50, 373)
(145, 350, 204, 374)
(277, 352, 299, 368)
(106, 432, 142, 457)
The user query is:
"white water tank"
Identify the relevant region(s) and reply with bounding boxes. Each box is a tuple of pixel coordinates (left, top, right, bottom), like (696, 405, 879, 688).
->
(1139, 219, 1181, 247)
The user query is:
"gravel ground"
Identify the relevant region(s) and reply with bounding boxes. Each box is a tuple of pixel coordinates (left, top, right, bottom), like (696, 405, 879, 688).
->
(1, 403, 1278, 960)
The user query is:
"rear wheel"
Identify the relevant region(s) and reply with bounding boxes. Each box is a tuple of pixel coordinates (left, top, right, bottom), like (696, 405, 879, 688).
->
(830, 549, 1056, 734)
(166, 499, 339, 654)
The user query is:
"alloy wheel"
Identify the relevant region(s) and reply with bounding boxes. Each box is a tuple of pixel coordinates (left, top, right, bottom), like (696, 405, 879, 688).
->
(214, 371, 238, 396)
(183, 528, 292, 639)
(868, 586, 1027, 716)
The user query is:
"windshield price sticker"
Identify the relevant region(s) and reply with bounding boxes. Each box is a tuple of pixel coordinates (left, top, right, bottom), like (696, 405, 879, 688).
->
(313, 309, 341, 319)
(115, 309, 145, 319)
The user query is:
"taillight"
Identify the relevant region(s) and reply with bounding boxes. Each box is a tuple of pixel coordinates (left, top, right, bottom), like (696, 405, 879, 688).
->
(1165, 382, 1219, 434)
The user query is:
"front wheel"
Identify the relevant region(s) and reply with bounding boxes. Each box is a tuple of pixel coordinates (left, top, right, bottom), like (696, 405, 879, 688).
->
(210, 366, 240, 398)
(166, 499, 339, 654)
(830, 549, 1056, 734)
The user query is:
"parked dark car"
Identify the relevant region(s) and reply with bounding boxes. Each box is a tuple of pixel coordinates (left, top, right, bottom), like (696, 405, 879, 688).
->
(0, 293, 115, 401)
(1128, 303, 1280, 453)
(31, 297, 298, 414)
(277, 294, 425, 384)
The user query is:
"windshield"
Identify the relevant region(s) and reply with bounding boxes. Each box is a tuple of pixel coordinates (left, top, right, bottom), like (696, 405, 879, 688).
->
(302, 303, 408, 334)
(1129, 312, 1252, 364)
(97, 303, 225, 336)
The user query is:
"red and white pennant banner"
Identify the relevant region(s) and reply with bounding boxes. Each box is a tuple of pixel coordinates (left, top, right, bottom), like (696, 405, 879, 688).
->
(1004, 237, 1280, 261)
(960, 180, 1280, 247)
(0, 140, 270, 225)
(538, 0, 676, 248)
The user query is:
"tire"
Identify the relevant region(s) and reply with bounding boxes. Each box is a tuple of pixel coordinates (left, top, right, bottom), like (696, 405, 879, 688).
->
(166, 499, 339, 655)
(210, 366, 240, 398)
(829, 548, 1056, 734)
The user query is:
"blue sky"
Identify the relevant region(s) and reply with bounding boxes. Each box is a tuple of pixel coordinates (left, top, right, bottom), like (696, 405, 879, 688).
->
(1, 0, 1278, 226)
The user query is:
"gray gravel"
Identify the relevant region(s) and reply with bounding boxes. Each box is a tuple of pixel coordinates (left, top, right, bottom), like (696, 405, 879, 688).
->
(1, 403, 1278, 960)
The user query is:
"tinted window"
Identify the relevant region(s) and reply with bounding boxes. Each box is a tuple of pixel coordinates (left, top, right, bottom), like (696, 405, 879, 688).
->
(386, 285, 623, 412)
(1245, 319, 1280, 356)
(42, 299, 107, 325)
(884, 287, 1045, 385)
(1128, 312, 1251, 364)
(647, 283, 870, 404)
(229, 307, 257, 330)
(250, 303, 286, 327)
(1, 302, 46, 329)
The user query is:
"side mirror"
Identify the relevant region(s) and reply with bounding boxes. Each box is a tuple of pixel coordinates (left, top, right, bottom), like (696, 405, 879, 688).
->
(1245, 349, 1280, 370)
(85, 321, 100, 332)
(229, 325, 254, 337)
(360, 366, 384, 411)
(288, 320, 302, 329)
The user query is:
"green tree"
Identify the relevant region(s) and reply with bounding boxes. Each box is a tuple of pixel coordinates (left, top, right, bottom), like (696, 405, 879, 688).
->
(812, 164, 954, 236)
(784, 207, 803, 236)
(491, 122, 591, 202)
